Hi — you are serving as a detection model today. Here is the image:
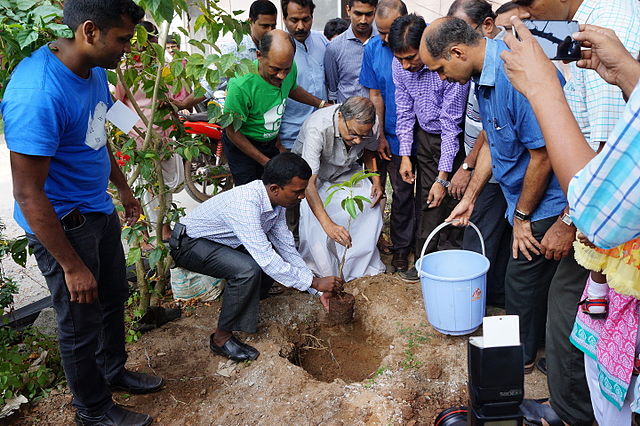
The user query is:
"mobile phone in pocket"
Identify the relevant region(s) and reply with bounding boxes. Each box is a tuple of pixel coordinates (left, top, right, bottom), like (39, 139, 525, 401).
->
(513, 20, 581, 61)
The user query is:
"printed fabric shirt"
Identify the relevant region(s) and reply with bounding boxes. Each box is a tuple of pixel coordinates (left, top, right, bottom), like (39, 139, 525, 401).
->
(1, 45, 114, 234)
(280, 31, 328, 149)
(568, 83, 640, 250)
(292, 104, 378, 183)
(474, 38, 566, 224)
(224, 61, 298, 142)
(324, 25, 377, 103)
(565, 0, 640, 150)
(181, 180, 316, 293)
(392, 59, 468, 172)
(359, 34, 401, 155)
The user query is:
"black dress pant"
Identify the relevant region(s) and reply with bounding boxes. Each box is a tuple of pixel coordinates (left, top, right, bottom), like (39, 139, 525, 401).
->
(170, 234, 273, 333)
(414, 126, 465, 256)
(504, 215, 560, 365)
(223, 132, 279, 186)
(546, 252, 594, 425)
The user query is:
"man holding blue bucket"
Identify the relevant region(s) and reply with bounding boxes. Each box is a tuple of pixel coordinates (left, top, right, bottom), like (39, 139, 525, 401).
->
(421, 17, 566, 373)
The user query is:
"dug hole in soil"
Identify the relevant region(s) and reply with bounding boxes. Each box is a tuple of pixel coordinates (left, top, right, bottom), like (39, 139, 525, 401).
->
(8, 274, 549, 425)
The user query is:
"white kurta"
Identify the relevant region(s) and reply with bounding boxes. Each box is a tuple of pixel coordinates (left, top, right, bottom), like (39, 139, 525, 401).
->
(299, 173, 385, 281)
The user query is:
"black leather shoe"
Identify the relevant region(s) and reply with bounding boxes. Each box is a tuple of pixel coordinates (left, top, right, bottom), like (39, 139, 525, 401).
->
(229, 336, 260, 359)
(209, 333, 259, 361)
(75, 405, 152, 426)
(109, 370, 164, 394)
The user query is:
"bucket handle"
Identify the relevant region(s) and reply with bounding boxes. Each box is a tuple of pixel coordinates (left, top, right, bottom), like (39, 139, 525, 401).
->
(415, 221, 486, 276)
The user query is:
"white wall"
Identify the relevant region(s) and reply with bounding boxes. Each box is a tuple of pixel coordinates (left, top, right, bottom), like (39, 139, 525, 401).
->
(180, 0, 510, 36)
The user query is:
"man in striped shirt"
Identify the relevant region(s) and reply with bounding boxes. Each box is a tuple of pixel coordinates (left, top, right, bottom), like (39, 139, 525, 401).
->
(512, 1, 640, 423)
(390, 14, 469, 281)
(324, 0, 378, 103)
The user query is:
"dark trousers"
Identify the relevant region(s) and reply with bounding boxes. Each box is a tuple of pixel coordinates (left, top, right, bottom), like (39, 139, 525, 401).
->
(463, 183, 511, 307)
(504, 215, 560, 365)
(27, 211, 128, 417)
(223, 132, 279, 186)
(414, 127, 465, 256)
(388, 154, 419, 255)
(547, 253, 594, 425)
(170, 234, 273, 333)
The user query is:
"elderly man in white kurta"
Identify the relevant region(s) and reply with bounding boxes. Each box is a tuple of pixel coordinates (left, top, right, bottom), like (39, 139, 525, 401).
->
(292, 96, 385, 281)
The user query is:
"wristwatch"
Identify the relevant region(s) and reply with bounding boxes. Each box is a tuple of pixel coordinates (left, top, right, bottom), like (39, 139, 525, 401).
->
(514, 209, 531, 221)
(561, 212, 573, 226)
(462, 162, 474, 171)
(435, 178, 450, 188)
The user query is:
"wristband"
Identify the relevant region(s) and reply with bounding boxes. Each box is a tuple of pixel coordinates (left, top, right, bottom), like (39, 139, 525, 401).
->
(435, 178, 450, 188)
(318, 100, 326, 108)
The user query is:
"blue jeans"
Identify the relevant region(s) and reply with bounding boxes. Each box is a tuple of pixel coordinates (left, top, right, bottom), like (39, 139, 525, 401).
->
(27, 211, 128, 416)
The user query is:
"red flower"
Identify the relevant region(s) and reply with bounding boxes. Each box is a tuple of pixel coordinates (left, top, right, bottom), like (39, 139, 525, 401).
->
(115, 151, 123, 158)
(117, 159, 126, 167)
(132, 54, 141, 62)
(122, 154, 131, 161)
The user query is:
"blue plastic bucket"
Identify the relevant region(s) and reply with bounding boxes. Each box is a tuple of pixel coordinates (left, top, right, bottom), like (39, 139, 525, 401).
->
(415, 222, 490, 336)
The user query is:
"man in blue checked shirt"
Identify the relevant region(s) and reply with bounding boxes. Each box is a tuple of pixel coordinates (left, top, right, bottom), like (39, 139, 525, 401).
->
(359, 0, 413, 273)
(169, 153, 343, 362)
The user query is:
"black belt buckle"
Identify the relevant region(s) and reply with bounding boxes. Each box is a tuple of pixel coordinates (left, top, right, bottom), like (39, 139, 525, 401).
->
(60, 208, 86, 231)
(169, 223, 186, 250)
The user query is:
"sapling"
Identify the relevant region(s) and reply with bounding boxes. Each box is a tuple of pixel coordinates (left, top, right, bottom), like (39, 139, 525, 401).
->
(323, 170, 379, 324)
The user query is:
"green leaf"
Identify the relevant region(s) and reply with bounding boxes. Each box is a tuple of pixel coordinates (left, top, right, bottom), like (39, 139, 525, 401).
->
(323, 189, 340, 208)
(32, 4, 62, 22)
(127, 247, 141, 266)
(354, 197, 363, 212)
(344, 198, 357, 219)
(16, 0, 37, 11)
(353, 195, 371, 204)
(147, 247, 163, 270)
(16, 29, 38, 49)
(169, 60, 183, 78)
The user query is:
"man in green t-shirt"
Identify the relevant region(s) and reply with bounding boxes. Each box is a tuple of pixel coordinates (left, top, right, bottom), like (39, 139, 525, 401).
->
(223, 29, 328, 185)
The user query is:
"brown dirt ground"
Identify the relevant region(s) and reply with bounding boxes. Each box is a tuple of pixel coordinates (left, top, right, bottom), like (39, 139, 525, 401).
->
(5, 274, 549, 425)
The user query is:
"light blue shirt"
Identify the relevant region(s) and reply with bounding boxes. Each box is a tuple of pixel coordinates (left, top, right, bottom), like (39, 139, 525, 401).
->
(280, 31, 328, 149)
(324, 25, 377, 103)
(474, 38, 566, 224)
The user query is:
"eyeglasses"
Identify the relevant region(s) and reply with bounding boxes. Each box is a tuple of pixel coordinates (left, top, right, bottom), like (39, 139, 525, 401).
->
(343, 117, 372, 142)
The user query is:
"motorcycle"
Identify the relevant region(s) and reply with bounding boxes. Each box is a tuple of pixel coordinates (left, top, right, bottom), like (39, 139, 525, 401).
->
(180, 92, 234, 202)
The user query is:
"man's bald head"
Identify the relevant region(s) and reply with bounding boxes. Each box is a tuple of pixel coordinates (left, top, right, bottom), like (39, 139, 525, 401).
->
(257, 29, 297, 87)
(376, 0, 407, 18)
(420, 16, 483, 85)
(376, 0, 407, 43)
(423, 16, 481, 60)
(259, 29, 296, 58)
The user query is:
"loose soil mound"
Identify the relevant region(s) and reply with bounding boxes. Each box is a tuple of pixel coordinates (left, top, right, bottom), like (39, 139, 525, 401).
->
(5, 274, 548, 425)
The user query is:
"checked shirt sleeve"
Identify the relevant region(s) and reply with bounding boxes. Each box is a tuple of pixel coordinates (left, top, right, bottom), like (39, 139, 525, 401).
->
(568, 84, 640, 250)
(392, 59, 416, 157)
(228, 199, 314, 291)
(267, 209, 317, 293)
(437, 80, 468, 172)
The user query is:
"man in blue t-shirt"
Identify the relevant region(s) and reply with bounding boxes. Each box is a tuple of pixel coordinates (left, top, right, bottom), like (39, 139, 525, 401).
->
(359, 0, 415, 273)
(421, 17, 567, 372)
(1, 1, 161, 425)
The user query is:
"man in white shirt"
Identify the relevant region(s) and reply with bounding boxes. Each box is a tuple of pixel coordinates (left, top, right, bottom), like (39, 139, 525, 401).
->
(169, 153, 343, 362)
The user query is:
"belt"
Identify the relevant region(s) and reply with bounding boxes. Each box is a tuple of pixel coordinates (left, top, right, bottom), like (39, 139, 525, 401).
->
(169, 222, 187, 250)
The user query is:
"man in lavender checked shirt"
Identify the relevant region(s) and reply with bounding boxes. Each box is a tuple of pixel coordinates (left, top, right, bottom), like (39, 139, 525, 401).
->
(169, 154, 343, 362)
(390, 14, 469, 281)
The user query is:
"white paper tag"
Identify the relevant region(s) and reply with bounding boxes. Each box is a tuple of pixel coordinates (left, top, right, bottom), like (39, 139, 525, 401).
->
(482, 315, 520, 347)
(106, 100, 139, 134)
